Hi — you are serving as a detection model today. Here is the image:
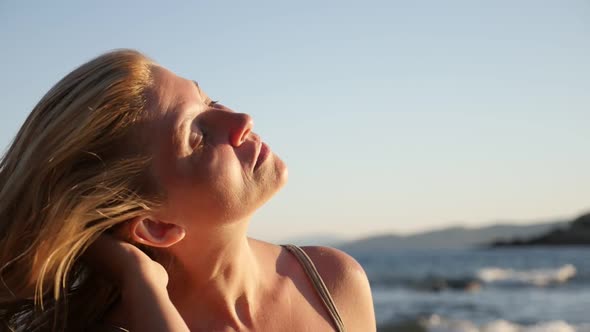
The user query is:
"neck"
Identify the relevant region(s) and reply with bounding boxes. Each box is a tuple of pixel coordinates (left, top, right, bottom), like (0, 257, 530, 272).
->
(165, 221, 261, 330)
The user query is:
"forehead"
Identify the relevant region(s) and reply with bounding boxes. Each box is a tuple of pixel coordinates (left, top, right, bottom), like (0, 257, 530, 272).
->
(148, 65, 202, 115)
(139, 66, 205, 154)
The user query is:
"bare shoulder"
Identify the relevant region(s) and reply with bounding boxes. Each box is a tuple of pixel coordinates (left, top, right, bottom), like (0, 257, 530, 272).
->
(299, 246, 365, 282)
(301, 246, 376, 332)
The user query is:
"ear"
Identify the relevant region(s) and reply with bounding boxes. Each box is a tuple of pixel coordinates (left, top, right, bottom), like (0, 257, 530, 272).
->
(129, 217, 186, 248)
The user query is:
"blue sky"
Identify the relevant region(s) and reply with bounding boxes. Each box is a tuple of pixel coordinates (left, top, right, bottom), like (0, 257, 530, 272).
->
(1, 1, 589, 242)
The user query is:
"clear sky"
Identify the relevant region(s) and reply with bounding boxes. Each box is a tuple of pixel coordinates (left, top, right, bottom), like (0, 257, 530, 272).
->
(1, 1, 589, 243)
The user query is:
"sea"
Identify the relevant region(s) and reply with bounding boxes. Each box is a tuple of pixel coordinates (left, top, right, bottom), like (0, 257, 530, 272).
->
(346, 247, 590, 332)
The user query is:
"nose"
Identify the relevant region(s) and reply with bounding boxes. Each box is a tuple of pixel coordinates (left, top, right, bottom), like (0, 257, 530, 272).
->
(204, 107, 254, 147)
(227, 113, 254, 147)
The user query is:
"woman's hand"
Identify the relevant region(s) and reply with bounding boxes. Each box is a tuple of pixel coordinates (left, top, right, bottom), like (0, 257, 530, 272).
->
(84, 233, 189, 332)
(84, 233, 168, 291)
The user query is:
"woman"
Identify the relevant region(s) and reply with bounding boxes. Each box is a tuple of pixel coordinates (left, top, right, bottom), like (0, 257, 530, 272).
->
(0, 49, 376, 331)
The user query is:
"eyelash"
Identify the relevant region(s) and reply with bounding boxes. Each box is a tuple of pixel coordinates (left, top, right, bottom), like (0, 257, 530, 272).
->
(189, 100, 218, 151)
(189, 126, 207, 151)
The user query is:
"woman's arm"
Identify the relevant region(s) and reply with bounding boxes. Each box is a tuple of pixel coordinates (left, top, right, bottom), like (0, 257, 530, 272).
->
(85, 235, 189, 332)
(117, 272, 189, 332)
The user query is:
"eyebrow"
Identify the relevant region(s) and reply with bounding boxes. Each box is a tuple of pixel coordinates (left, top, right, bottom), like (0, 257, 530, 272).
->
(192, 80, 201, 94)
(192, 80, 212, 105)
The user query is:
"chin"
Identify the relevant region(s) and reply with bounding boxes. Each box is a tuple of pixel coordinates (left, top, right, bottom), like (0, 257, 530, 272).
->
(252, 159, 288, 211)
(275, 158, 289, 188)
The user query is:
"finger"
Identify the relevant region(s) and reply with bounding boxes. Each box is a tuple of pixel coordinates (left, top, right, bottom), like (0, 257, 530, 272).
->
(83, 234, 138, 282)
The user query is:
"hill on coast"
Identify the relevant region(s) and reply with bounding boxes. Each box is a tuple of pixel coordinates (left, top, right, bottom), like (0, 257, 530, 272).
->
(334, 219, 569, 251)
(491, 212, 590, 246)
(284, 213, 590, 250)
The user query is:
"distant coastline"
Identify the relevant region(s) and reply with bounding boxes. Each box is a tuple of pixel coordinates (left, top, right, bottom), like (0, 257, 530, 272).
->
(490, 213, 590, 247)
(283, 212, 590, 250)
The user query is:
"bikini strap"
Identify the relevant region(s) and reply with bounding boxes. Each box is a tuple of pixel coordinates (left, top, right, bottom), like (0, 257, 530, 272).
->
(282, 244, 346, 332)
(88, 323, 130, 331)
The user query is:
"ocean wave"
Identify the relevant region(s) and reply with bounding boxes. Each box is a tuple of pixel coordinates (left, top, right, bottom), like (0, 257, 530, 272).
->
(423, 315, 590, 332)
(378, 316, 590, 332)
(371, 264, 580, 292)
(476, 264, 576, 287)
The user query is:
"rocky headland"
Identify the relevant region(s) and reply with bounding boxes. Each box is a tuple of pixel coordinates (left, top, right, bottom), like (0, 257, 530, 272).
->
(491, 212, 590, 246)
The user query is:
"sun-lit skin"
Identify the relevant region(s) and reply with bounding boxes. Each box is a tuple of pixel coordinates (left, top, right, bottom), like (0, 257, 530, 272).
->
(146, 65, 288, 229)
(110, 65, 375, 331)
(130, 65, 294, 330)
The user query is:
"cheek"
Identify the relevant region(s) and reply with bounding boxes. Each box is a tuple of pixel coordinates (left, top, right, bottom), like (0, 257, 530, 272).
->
(180, 150, 247, 205)
(170, 171, 246, 223)
(189, 149, 243, 187)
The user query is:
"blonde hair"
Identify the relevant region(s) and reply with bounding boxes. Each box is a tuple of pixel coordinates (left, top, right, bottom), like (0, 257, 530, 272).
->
(0, 49, 160, 331)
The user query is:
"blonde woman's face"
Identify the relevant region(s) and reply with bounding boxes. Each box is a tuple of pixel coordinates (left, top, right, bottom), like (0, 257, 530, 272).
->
(145, 66, 287, 228)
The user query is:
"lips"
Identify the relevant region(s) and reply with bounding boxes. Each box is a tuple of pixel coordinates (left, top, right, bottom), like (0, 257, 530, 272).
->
(254, 142, 270, 170)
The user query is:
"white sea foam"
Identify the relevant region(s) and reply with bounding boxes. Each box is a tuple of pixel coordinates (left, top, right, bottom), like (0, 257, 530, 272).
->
(423, 315, 590, 332)
(476, 264, 576, 286)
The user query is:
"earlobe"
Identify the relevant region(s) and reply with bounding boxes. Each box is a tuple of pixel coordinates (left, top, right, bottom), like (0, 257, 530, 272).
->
(129, 217, 186, 248)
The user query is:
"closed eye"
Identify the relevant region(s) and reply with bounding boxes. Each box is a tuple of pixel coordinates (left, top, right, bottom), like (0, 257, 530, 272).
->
(189, 129, 206, 151)
(187, 116, 207, 151)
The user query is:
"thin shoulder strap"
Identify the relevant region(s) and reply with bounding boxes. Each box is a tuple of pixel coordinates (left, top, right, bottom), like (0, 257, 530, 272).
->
(282, 244, 346, 332)
(89, 323, 130, 332)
